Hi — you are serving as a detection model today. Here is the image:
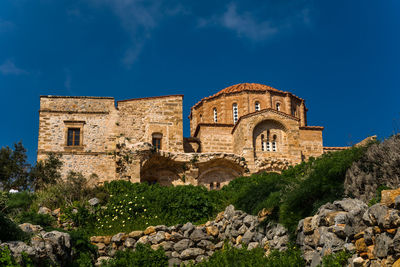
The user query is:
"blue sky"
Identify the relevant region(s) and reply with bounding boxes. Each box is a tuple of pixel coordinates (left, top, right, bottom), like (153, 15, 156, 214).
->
(0, 0, 399, 163)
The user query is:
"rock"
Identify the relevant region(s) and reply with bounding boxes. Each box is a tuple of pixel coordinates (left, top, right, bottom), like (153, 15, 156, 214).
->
(111, 233, 126, 243)
(173, 239, 191, 252)
(52, 208, 61, 216)
(154, 225, 168, 232)
(381, 188, 400, 207)
(181, 222, 195, 236)
(195, 255, 207, 263)
(168, 258, 181, 267)
(180, 248, 205, 260)
(395, 196, 400, 209)
(19, 223, 43, 234)
(190, 229, 208, 242)
(344, 243, 356, 253)
(206, 226, 218, 237)
(241, 230, 254, 244)
(149, 231, 165, 244)
(144, 226, 156, 235)
(38, 206, 52, 215)
(128, 231, 143, 239)
(136, 235, 149, 245)
(355, 238, 367, 253)
(159, 241, 173, 251)
(238, 225, 247, 235)
(393, 258, 400, 267)
(224, 205, 235, 220)
(353, 257, 365, 267)
(374, 233, 393, 258)
(247, 242, 259, 250)
(393, 230, 400, 253)
(88, 197, 100, 206)
(124, 238, 136, 248)
(243, 215, 256, 227)
(197, 240, 214, 250)
(95, 256, 111, 266)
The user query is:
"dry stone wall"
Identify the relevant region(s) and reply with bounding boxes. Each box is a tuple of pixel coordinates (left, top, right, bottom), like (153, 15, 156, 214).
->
(90, 205, 289, 266)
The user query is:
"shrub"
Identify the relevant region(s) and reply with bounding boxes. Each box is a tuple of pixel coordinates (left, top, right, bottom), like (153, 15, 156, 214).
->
(15, 211, 55, 229)
(197, 244, 304, 267)
(0, 246, 35, 267)
(0, 211, 29, 242)
(319, 250, 351, 267)
(29, 153, 63, 191)
(101, 243, 168, 267)
(93, 181, 219, 235)
(69, 229, 98, 267)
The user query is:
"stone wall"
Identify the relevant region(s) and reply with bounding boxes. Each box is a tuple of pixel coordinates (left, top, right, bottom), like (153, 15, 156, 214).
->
(90, 205, 289, 266)
(38, 96, 118, 183)
(296, 189, 400, 267)
(195, 125, 233, 153)
(117, 95, 184, 153)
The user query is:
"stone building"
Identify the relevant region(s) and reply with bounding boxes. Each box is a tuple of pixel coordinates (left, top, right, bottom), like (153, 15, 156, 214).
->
(37, 83, 344, 189)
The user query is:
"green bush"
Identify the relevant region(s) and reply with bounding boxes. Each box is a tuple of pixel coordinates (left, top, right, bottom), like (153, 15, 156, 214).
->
(0, 246, 34, 267)
(319, 250, 351, 267)
(15, 211, 55, 229)
(93, 182, 220, 235)
(69, 229, 98, 267)
(197, 244, 305, 267)
(0, 212, 29, 242)
(101, 243, 168, 267)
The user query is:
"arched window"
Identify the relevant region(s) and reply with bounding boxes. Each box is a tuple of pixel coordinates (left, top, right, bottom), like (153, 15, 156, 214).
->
(216, 182, 220, 189)
(213, 108, 217, 122)
(272, 135, 277, 152)
(261, 134, 265, 151)
(209, 182, 214, 190)
(276, 102, 281, 111)
(255, 102, 260, 111)
(291, 106, 297, 116)
(152, 133, 162, 150)
(232, 103, 238, 124)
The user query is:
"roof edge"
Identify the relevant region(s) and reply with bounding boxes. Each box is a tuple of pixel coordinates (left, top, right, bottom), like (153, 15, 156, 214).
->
(117, 94, 184, 103)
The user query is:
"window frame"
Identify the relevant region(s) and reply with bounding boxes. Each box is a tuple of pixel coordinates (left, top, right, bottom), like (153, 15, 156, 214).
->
(255, 101, 261, 111)
(152, 133, 163, 150)
(213, 108, 218, 123)
(64, 121, 85, 149)
(232, 103, 238, 124)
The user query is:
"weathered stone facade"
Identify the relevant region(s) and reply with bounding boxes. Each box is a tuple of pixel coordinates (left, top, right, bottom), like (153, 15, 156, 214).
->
(37, 83, 339, 187)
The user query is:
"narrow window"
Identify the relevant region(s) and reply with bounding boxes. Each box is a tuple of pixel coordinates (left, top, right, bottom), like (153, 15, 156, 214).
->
(213, 108, 218, 123)
(216, 182, 220, 189)
(266, 141, 271, 151)
(67, 128, 80, 146)
(276, 103, 281, 111)
(232, 103, 238, 124)
(255, 102, 260, 111)
(209, 182, 214, 190)
(292, 106, 297, 116)
(152, 133, 162, 150)
(261, 134, 265, 151)
(272, 135, 277, 152)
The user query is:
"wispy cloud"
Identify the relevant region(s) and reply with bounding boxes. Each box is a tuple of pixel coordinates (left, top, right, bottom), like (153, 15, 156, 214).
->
(0, 60, 28, 75)
(86, 0, 188, 68)
(198, 2, 312, 41)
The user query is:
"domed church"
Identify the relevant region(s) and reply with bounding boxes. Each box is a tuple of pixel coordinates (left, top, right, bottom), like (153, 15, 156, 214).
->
(37, 83, 348, 188)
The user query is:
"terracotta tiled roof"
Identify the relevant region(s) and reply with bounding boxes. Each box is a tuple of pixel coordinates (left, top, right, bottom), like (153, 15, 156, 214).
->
(191, 83, 285, 110)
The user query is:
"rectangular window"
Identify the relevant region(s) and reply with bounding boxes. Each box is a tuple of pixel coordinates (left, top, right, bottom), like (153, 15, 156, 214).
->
(152, 137, 162, 150)
(272, 141, 276, 152)
(266, 142, 271, 152)
(67, 128, 80, 146)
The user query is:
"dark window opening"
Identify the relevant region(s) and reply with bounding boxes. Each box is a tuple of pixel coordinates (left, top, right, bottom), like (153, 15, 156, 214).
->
(67, 128, 80, 146)
(152, 133, 162, 150)
(209, 182, 214, 190)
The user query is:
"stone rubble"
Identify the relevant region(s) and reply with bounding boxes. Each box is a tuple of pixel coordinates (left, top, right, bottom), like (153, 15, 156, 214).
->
(90, 205, 289, 266)
(296, 189, 400, 267)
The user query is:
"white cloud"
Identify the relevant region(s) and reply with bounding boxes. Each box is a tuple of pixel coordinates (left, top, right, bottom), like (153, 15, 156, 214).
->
(0, 60, 28, 75)
(198, 2, 312, 42)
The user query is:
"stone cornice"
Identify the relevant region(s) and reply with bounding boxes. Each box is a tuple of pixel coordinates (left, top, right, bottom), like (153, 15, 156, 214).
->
(231, 108, 300, 134)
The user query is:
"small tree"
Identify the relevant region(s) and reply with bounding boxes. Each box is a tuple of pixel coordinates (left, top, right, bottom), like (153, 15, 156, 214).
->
(0, 142, 30, 191)
(30, 153, 63, 191)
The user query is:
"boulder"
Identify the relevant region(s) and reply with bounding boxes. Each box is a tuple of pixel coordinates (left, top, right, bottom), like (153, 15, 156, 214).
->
(19, 223, 43, 234)
(190, 229, 208, 242)
(88, 197, 100, 206)
(173, 239, 191, 252)
(180, 248, 205, 260)
(38, 207, 52, 215)
(381, 188, 400, 207)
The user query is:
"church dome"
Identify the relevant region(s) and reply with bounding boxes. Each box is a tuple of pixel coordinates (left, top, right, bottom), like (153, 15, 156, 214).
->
(192, 83, 283, 110)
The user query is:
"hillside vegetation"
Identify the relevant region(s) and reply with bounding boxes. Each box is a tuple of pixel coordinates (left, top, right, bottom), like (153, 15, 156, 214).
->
(0, 138, 378, 266)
